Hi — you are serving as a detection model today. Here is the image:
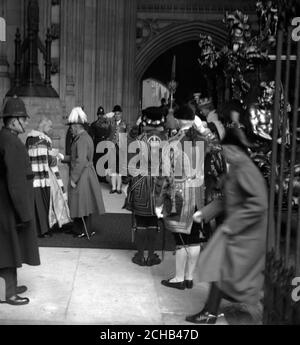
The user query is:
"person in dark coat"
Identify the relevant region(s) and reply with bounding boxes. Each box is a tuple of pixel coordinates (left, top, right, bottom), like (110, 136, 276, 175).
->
(0, 96, 40, 306)
(108, 105, 127, 194)
(186, 127, 268, 324)
(89, 106, 111, 183)
(65, 107, 105, 238)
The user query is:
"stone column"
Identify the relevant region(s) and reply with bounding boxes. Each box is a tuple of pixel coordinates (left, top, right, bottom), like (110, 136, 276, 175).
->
(60, 0, 76, 117)
(0, 0, 10, 102)
(83, 0, 97, 120)
(95, 0, 124, 114)
(36, 0, 51, 84)
(50, 0, 60, 94)
(74, 0, 85, 108)
(59, 0, 138, 124)
(122, 0, 138, 125)
(94, 0, 137, 124)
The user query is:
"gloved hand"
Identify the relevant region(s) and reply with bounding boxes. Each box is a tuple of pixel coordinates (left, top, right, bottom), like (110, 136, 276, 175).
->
(57, 153, 64, 161)
(220, 225, 232, 235)
(70, 180, 77, 188)
(155, 206, 164, 219)
(193, 210, 203, 223)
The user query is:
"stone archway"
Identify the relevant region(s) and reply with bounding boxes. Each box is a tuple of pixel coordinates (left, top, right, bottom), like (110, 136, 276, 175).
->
(136, 20, 227, 83)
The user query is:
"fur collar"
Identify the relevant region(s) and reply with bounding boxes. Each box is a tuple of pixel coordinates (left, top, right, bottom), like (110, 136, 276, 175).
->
(27, 130, 52, 144)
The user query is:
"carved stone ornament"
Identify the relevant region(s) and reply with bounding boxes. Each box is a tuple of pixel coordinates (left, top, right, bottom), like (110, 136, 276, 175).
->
(136, 18, 173, 50)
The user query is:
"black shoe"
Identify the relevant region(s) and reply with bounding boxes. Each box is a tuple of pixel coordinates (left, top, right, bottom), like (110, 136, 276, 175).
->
(0, 295, 30, 306)
(185, 311, 223, 324)
(185, 280, 193, 289)
(16, 285, 27, 294)
(116, 190, 122, 194)
(110, 190, 116, 194)
(146, 254, 161, 266)
(90, 231, 96, 237)
(132, 254, 146, 266)
(38, 232, 52, 238)
(161, 279, 185, 290)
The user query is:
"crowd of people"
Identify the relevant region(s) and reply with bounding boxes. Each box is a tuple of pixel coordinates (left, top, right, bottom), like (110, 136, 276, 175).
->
(0, 93, 269, 325)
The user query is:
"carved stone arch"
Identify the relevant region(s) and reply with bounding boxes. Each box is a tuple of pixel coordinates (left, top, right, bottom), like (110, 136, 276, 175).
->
(136, 21, 227, 83)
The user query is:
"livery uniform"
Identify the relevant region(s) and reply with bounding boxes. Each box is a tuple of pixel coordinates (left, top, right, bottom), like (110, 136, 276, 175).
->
(124, 107, 167, 266)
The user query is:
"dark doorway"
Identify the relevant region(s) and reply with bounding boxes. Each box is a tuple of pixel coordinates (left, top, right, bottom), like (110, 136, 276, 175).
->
(142, 40, 208, 105)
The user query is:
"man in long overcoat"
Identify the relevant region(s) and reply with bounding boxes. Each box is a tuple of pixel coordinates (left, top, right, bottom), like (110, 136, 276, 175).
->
(66, 107, 105, 238)
(187, 127, 268, 324)
(0, 96, 40, 305)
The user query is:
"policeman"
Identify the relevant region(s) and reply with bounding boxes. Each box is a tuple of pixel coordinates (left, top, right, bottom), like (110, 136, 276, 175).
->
(0, 96, 40, 305)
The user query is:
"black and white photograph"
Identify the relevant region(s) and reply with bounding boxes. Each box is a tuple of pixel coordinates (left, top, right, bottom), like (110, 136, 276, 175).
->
(0, 0, 300, 333)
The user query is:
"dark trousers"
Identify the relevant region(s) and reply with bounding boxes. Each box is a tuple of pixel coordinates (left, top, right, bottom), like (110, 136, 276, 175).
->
(0, 267, 17, 299)
(205, 282, 238, 315)
(72, 216, 92, 235)
(135, 228, 157, 258)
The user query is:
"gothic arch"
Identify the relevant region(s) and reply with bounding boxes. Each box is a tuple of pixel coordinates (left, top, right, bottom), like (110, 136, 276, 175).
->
(136, 21, 227, 83)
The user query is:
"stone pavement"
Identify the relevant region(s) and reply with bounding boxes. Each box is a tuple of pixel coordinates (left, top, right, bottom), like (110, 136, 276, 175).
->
(0, 248, 261, 325)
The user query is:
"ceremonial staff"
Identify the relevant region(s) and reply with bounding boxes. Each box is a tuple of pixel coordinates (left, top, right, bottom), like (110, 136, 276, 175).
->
(81, 217, 90, 240)
(168, 55, 177, 111)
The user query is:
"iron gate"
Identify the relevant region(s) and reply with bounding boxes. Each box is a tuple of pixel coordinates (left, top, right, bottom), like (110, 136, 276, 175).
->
(263, 24, 300, 324)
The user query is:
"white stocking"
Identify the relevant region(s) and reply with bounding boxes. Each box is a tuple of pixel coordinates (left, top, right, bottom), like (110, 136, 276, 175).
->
(185, 245, 201, 281)
(169, 247, 188, 283)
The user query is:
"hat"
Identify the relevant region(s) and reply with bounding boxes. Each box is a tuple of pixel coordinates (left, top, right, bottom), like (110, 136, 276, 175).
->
(67, 107, 88, 125)
(198, 97, 213, 107)
(1, 95, 29, 118)
(97, 106, 105, 116)
(113, 105, 122, 113)
(221, 127, 253, 150)
(174, 105, 195, 121)
(141, 107, 166, 128)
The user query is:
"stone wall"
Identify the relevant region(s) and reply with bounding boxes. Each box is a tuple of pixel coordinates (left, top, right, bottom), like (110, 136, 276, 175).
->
(1, 0, 256, 128)
(59, 0, 138, 125)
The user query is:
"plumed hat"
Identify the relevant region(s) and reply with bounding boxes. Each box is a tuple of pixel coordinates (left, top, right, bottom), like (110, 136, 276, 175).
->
(67, 107, 88, 125)
(141, 106, 166, 128)
(174, 104, 195, 121)
(113, 105, 122, 113)
(1, 95, 29, 118)
(97, 106, 105, 116)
